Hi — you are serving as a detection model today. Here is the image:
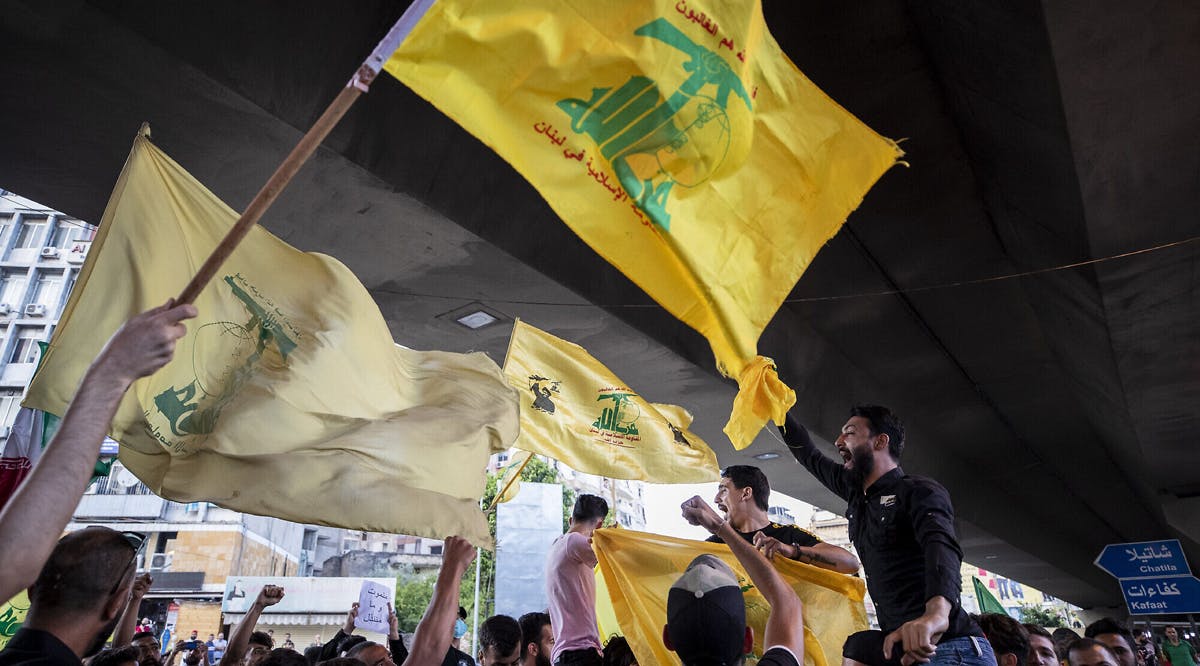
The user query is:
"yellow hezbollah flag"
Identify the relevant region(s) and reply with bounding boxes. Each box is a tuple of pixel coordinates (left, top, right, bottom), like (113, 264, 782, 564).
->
(385, 0, 903, 448)
(593, 528, 868, 666)
(503, 319, 719, 483)
(23, 131, 519, 547)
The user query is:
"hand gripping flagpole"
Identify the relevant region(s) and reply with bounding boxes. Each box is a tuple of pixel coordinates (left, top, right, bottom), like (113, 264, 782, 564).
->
(174, 0, 437, 304)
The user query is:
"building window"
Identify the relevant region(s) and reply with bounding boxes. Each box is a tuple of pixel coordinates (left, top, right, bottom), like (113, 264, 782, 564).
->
(9, 327, 42, 364)
(0, 214, 12, 244)
(429, 545, 443, 555)
(0, 272, 25, 307)
(0, 391, 21, 431)
(49, 224, 78, 249)
(32, 272, 63, 308)
(13, 217, 47, 249)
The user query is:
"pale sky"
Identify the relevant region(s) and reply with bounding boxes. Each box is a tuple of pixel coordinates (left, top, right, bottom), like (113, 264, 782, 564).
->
(642, 481, 820, 539)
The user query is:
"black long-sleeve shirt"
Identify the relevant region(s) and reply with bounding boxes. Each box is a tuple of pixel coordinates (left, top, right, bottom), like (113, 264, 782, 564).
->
(780, 414, 981, 639)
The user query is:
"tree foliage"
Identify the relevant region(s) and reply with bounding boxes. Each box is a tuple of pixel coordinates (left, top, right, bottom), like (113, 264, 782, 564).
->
(1018, 603, 1066, 628)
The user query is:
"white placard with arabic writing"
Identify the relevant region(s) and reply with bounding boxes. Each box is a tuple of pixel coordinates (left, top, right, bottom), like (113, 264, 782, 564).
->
(354, 580, 392, 635)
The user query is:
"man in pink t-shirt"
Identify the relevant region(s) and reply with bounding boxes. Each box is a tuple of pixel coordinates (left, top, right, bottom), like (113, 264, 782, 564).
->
(545, 494, 608, 666)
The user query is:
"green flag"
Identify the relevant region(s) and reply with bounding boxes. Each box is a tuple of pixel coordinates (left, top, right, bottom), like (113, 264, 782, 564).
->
(972, 576, 1009, 615)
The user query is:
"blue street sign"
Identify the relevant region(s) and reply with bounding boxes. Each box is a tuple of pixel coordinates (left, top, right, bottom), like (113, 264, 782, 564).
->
(1120, 575, 1200, 615)
(1095, 540, 1192, 580)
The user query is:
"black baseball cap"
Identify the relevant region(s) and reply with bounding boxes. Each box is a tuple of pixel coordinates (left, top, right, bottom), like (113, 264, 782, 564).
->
(666, 554, 746, 665)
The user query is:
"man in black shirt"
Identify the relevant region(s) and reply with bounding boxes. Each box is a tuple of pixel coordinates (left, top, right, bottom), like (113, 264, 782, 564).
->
(0, 527, 144, 666)
(668, 496, 806, 666)
(781, 405, 994, 666)
(705, 465, 860, 574)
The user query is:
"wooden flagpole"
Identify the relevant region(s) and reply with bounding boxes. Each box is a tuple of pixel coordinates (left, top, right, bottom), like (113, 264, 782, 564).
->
(175, 0, 437, 304)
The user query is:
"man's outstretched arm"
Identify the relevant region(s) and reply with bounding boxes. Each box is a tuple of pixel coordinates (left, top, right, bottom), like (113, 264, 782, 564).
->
(780, 411, 855, 500)
(403, 536, 475, 666)
(0, 301, 196, 602)
(221, 585, 284, 666)
(683, 496, 804, 660)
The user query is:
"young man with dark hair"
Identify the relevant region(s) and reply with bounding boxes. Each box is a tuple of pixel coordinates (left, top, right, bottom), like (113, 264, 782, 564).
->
(545, 494, 608, 666)
(1084, 619, 1136, 666)
(403, 536, 477, 666)
(976, 614, 1029, 666)
(0, 527, 145, 666)
(517, 613, 552, 666)
(1162, 627, 1198, 666)
(707, 465, 859, 574)
(131, 632, 164, 666)
(1022, 624, 1058, 666)
(476, 616, 521, 666)
(91, 647, 141, 666)
(667, 496, 805, 665)
(1068, 639, 1119, 666)
(780, 404, 991, 666)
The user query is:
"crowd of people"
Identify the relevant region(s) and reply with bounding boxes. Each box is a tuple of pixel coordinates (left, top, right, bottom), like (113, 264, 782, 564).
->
(0, 305, 1193, 666)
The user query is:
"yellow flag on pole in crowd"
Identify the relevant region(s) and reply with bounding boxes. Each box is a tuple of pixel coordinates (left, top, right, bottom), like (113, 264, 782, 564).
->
(502, 320, 719, 484)
(593, 528, 869, 666)
(385, 0, 903, 448)
(23, 131, 519, 547)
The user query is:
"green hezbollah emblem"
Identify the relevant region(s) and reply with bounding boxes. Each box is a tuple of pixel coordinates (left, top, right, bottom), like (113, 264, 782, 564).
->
(152, 274, 298, 443)
(592, 391, 640, 436)
(557, 17, 752, 231)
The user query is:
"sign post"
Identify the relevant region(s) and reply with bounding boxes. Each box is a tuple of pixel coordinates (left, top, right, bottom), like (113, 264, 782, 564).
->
(1095, 540, 1200, 615)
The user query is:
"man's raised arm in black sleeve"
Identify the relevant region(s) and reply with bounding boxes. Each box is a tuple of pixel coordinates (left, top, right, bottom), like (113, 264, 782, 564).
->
(779, 411, 855, 501)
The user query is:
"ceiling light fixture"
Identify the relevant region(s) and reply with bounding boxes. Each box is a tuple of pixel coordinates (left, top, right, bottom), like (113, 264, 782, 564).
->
(455, 311, 498, 329)
(436, 301, 508, 331)
(752, 451, 781, 461)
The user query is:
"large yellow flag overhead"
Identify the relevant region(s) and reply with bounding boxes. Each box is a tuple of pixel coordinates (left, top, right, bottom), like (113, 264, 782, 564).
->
(503, 320, 720, 484)
(593, 528, 868, 666)
(385, 0, 903, 448)
(24, 132, 519, 547)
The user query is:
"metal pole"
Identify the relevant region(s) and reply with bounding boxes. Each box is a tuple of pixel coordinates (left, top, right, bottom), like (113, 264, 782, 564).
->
(173, 0, 435, 304)
(471, 547, 482, 655)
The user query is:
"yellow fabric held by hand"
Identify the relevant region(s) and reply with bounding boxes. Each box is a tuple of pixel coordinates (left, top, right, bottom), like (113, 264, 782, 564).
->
(385, 0, 903, 448)
(24, 132, 519, 547)
(593, 528, 868, 666)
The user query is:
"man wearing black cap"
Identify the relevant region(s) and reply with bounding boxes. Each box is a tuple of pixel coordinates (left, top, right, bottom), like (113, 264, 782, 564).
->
(780, 405, 993, 666)
(668, 496, 805, 666)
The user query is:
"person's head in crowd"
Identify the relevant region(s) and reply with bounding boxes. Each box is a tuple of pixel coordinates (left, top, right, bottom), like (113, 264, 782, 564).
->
(458, 607, 468, 621)
(1054, 628, 1082, 661)
(715, 465, 770, 521)
(246, 631, 275, 666)
(183, 644, 207, 666)
(268, 630, 275, 638)
(1023, 624, 1059, 666)
(338, 635, 368, 658)
(208, 635, 216, 643)
(477, 614, 522, 666)
(1165, 626, 1182, 644)
(258, 649, 312, 666)
(517, 612, 552, 666)
(303, 645, 323, 666)
(977, 613, 1030, 666)
(1068, 638, 1119, 666)
(569, 494, 608, 536)
(25, 527, 142, 658)
(92, 647, 141, 666)
(190, 630, 199, 641)
(839, 404, 906, 483)
(601, 636, 637, 666)
(131, 632, 164, 666)
(663, 554, 753, 665)
(344, 642, 393, 666)
(1084, 618, 1136, 666)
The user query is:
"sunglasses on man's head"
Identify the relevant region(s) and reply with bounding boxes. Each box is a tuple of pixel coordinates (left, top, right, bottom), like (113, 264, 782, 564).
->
(108, 530, 149, 597)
